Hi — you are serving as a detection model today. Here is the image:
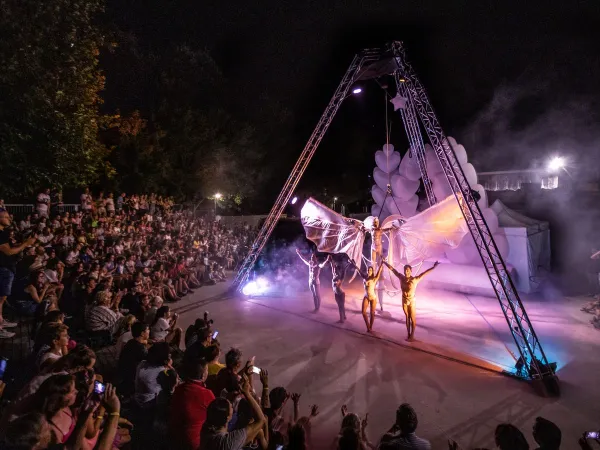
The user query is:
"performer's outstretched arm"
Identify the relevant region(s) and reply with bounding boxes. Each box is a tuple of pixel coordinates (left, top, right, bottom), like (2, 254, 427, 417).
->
(417, 261, 440, 280)
(319, 255, 330, 269)
(295, 249, 309, 266)
(383, 260, 403, 281)
(349, 259, 367, 280)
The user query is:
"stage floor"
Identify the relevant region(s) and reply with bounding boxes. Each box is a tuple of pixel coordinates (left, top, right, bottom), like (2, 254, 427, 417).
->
(170, 279, 600, 449)
(246, 278, 600, 401)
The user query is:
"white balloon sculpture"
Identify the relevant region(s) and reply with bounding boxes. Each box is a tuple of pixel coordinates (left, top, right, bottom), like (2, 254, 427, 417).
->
(371, 137, 509, 266)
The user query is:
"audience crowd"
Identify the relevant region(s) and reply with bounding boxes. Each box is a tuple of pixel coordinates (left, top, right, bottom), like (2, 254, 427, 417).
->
(0, 189, 597, 450)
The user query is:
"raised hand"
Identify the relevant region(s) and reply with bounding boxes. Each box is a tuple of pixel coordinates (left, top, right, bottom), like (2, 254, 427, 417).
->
(310, 404, 319, 417)
(259, 369, 269, 386)
(361, 413, 369, 430)
(291, 393, 301, 404)
(341, 404, 348, 417)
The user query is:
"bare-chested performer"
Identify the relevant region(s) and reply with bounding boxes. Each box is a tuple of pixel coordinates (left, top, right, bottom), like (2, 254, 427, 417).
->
(328, 255, 351, 323)
(383, 260, 439, 341)
(370, 217, 385, 312)
(296, 249, 328, 312)
(351, 259, 384, 332)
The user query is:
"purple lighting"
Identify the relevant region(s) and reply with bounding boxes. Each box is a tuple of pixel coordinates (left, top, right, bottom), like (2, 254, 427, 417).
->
(352, 88, 362, 94)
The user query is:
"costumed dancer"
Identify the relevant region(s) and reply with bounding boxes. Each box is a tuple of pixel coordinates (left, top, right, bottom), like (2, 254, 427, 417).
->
(370, 217, 385, 312)
(351, 259, 384, 333)
(296, 249, 328, 312)
(328, 255, 351, 323)
(383, 260, 439, 341)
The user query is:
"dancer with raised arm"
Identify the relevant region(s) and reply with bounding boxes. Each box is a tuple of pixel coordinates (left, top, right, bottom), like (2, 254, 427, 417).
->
(383, 260, 439, 341)
(328, 255, 351, 323)
(351, 259, 384, 333)
(296, 249, 328, 312)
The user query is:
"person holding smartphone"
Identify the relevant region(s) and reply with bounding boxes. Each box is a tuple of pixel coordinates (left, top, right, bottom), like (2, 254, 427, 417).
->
(200, 375, 266, 450)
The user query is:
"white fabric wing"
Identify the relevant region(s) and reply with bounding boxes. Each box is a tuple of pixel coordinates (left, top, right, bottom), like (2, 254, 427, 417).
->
(300, 198, 365, 267)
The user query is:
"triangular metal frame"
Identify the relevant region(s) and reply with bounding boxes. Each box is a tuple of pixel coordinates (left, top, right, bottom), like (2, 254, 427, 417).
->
(233, 41, 558, 391)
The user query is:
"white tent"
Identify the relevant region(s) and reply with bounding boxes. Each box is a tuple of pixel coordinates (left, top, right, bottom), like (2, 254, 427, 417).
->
(490, 199, 551, 293)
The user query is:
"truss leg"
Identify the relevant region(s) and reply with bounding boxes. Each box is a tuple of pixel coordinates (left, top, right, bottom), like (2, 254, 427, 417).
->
(232, 52, 379, 290)
(391, 41, 557, 391)
(394, 72, 437, 207)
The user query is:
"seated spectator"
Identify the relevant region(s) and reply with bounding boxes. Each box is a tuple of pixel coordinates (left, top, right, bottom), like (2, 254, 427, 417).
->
(199, 375, 266, 450)
(169, 358, 215, 450)
(495, 423, 529, 450)
(533, 417, 561, 450)
(33, 374, 78, 445)
(17, 271, 58, 316)
(150, 305, 182, 348)
(184, 326, 213, 364)
(134, 341, 171, 409)
(378, 403, 431, 450)
(85, 290, 124, 337)
(33, 322, 70, 371)
(334, 405, 374, 450)
(206, 344, 226, 376)
(2, 412, 52, 450)
(145, 295, 163, 325)
(213, 347, 245, 397)
(115, 314, 138, 356)
(118, 321, 150, 397)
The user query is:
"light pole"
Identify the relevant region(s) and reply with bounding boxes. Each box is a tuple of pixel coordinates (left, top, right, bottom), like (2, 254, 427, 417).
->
(214, 193, 222, 216)
(333, 197, 338, 211)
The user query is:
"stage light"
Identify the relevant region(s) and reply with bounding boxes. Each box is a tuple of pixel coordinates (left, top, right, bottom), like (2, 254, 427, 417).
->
(214, 193, 222, 199)
(241, 277, 269, 297)
(547, 156, 565, 173)
(352, 88, 362, 94)
(291, 196, 298, 205)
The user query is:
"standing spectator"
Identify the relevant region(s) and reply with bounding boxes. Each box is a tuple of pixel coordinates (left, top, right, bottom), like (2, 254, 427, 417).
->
(80, 188, 93, 213)
(0, 208, 36, 337)
(378, 403, 431, 450)
(106, 192, 116, 215)
(36, 188, 51, 218)
(533, 417, 561, 450)
(169, 358, 215, 450)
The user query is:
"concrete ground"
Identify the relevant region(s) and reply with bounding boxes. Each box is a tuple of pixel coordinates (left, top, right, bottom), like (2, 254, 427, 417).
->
(172, 280, 599, 450)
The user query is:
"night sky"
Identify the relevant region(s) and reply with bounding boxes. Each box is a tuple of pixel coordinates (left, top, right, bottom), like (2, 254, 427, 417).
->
(103, 0, 600, 203)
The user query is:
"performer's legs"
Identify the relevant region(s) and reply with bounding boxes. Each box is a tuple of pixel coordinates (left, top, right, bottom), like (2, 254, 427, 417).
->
(334, 292, 345, 322)
(369, 298, 376, 331)
(361, 296, 370, 331)
(310, 283, 320, 311)
(402, 303, 411, 340)
(377, 287, 384, 312)
(408, 303, 417, 340)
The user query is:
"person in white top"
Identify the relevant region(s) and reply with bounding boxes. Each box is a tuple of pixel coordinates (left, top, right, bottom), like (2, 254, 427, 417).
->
(80, 187, 93, 211)
(105, 193, 116, 214)
(150, 305, 181, 348)
(116, 315, 138, 356)
(36, 189, 51, 218)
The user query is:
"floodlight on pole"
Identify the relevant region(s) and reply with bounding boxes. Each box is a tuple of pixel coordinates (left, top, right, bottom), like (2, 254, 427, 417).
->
(214, 193, 222, 216)
(547, 156, 565, 173)
(291, 196, 298, 205)
(352, 87, 362, 94)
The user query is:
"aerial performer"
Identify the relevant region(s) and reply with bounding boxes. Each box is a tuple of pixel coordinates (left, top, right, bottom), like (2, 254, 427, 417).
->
(383, 260, 439, 341)
(328, 255, 352, 323)
(350, 259, 384, 332)
(369, 217, 386, 312)
(296, 249, 328, 312)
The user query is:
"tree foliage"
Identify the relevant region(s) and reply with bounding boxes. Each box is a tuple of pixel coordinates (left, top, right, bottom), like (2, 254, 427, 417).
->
(0, 0, 112, 198)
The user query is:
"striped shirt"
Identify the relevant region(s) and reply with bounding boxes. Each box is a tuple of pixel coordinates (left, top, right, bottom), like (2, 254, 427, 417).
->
(86, 305, 121, 333)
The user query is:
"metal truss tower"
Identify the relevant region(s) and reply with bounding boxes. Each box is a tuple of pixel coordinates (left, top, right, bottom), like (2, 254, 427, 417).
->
(233, 41, 558, 393)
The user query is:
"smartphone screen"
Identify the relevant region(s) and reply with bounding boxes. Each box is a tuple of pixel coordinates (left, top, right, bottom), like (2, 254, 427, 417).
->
(252, 365, 261, 374)
(587, 432, 600, 440)
(0, 358, 7, 380)
(212, 331, 219, 339)
(94, 380, 105, 394)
